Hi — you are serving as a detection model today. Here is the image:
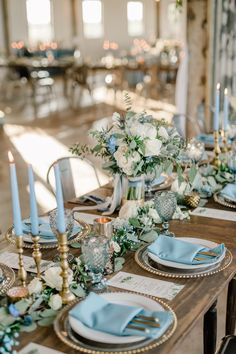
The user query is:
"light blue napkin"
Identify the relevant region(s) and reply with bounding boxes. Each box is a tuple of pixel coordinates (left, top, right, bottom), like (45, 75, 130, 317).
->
(69, 292, 173, 338)
(220, 183, 236, 203)
(21, 217, 80, 239)
(152, 175, 165, 186)
(148, 235, 225, 265)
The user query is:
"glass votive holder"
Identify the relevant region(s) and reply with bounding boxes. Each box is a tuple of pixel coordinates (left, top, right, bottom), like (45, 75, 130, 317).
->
(93, 217, 113, 239)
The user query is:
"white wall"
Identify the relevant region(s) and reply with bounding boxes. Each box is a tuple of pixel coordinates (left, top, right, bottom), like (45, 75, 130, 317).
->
(0, 0, 157, 56)
(75, 0, 157, 60)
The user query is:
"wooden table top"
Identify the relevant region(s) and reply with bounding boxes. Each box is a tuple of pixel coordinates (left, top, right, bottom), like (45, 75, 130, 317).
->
(1, 187, 236, 354)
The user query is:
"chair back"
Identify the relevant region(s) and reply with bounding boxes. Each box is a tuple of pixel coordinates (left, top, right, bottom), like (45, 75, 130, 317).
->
(215, 335, 236, 354)
(46, 156, 105, 201)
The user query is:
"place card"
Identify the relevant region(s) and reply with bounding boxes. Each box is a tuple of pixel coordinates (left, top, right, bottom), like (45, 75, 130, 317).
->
(19, 342, 65, 354)
(107, 271, 184, 301)
(0, 252, 54, 274)
(74, 211, 113, 225)
(190, 207, 236, 221)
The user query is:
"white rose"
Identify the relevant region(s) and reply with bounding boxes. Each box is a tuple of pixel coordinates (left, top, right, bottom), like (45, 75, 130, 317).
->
(148, 208, 161, 223)
(119, 202, 138, 219)
(43, 267, 73, 291)
(144, 139, 162, 157)
(171, 180, 188, 196)
(110, 240, 121, 253)
(158, 126, 169, 140)
(28, 277, 43, 295)
(114, 147, 140, 176)
(48, 294, 62, 311)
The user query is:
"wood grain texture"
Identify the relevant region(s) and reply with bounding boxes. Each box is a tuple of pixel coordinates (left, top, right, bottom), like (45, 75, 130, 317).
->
(1, 189, 236, 354)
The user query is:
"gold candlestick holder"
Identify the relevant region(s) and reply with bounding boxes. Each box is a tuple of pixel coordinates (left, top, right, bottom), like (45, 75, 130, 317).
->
(212, 130, 221, 168)
(32, 235, 42, 278)
(58, 232, 75, 304)
(222, 130, 229, 153)
(16, 235, 27, 287)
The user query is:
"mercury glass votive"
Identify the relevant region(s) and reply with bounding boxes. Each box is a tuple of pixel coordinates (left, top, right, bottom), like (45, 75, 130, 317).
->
(93, 217, 113, 239)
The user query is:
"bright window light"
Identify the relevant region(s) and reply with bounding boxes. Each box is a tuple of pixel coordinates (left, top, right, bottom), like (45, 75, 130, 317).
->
(127, 1, 144, 36)
(82, 0, 103, 38)
(26, 0, 53, 45)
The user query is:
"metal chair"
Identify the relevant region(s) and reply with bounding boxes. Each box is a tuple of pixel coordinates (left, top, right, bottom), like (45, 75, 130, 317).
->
(215, 335, 236, 354)
(46, 156, 104, 201)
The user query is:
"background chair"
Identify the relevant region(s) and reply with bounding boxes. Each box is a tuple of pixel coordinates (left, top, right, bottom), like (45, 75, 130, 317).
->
(215, 335, 236, 354)
(46, 156, 107, 202)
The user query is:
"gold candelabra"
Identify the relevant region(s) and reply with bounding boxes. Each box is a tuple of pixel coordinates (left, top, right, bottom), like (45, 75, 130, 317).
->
(32, 235, 42, 278)
(16, 235, 27, 287)
(221, 130, 229, 153)
(58, 232, 75, 304)
(212, 130, 221, 168)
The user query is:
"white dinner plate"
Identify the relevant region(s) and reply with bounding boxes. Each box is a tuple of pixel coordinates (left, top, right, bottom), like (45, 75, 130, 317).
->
(69, 292, 168, 345)
(220, 193, 236, 204)
(148, 237, 226, 271)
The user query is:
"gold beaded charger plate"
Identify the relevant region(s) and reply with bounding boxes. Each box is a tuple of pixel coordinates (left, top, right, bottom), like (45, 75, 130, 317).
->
(135, 244, 232, 279)
(5, 218, 91, 249)
(0, 263, 15, 296)
(54, 291, 177, 354)
(214, 192, 236, 209)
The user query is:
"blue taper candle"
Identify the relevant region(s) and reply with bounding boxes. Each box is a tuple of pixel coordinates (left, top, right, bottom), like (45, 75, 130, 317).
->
(213, 83, 220, 131)
(28, 164, 39, 235)
(8, 151, 22, 236)
(54, 164, 66, 233)
(223, 88, 229, 131)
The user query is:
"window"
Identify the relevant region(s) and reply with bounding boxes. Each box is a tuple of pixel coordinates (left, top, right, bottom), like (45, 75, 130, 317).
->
(127, 1, 144, 36)
(82, 0, 103, 38)
(26, 0, 53, 45)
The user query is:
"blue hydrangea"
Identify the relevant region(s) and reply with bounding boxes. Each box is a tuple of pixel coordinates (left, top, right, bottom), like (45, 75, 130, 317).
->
(8, 304, 20, 318)
(107, 135, 117, 154)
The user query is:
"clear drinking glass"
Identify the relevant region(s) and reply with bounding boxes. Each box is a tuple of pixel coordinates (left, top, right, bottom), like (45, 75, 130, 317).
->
(227, 151, 236, 183)
(49, 208, 74, 237)
(82, 236, 109, 291)
(154, 191, 177, 237)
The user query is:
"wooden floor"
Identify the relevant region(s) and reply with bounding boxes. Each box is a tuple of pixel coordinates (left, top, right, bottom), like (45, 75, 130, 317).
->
(0, 82, 227, 354)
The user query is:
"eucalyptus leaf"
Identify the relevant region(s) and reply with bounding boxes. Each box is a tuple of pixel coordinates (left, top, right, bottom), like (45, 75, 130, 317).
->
(114, 257, 125, 272)
(15, 299, 31, 315)
(38, 316, 56, 327)
(129, 218, 141, 228)
(198, 199, 208, 207)
(28, 296, 44, 313)
(139, 230, 159, 243)
(21, 322, 37, 332)
(70, 242, 81, 249)
(1, 314, 16, 327)
(40, 309, 58, 318)
(70, 284, 86, 298)
(189, 165, 197, 184)
(31, 312, 42, 321)
(130, 140, 136, 149)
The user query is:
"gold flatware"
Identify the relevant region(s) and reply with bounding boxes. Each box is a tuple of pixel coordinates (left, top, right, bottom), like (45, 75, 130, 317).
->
(135, 314, 159, 323)
(131, 319, 160, 328)
(198, 251, 218, 257)
(127, 324, 150, 333)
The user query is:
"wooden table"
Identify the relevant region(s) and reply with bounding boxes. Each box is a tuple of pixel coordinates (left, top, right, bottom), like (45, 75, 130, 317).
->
(1, 187, 236, 354)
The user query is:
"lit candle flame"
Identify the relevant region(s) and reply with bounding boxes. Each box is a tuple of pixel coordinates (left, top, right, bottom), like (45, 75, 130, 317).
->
(224, 88, 228, 95)
(8, 151, 14, 163)
(217, 83, 220, 90)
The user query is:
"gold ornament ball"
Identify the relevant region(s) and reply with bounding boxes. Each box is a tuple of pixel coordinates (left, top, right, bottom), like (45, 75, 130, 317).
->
(184, 192, 201, 208)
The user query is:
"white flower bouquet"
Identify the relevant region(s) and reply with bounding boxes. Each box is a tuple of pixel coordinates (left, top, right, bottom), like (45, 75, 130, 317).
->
(70, 110, 183, 178)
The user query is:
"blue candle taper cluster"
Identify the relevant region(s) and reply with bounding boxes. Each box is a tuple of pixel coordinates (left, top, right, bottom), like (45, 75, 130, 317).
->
(9, 152, 66, 237)
(213, 83, 229, 131)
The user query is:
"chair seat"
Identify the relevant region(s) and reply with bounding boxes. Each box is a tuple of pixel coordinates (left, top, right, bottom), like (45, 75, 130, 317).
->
(215, 336, 236, 354)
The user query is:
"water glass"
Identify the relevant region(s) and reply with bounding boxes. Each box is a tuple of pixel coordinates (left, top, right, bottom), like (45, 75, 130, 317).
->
(227, 151, 236, 183)
(82, 236, 109, 291)
(49, 208, 74, 237)
(154, 191, 177, 237)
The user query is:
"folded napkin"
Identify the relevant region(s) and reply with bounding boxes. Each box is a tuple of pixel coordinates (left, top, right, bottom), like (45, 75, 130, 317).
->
(220, 183, 236, 203)
(21, 217, 80, 239)
(69, 292, 173, 338)
(148, 235, 225, 265)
